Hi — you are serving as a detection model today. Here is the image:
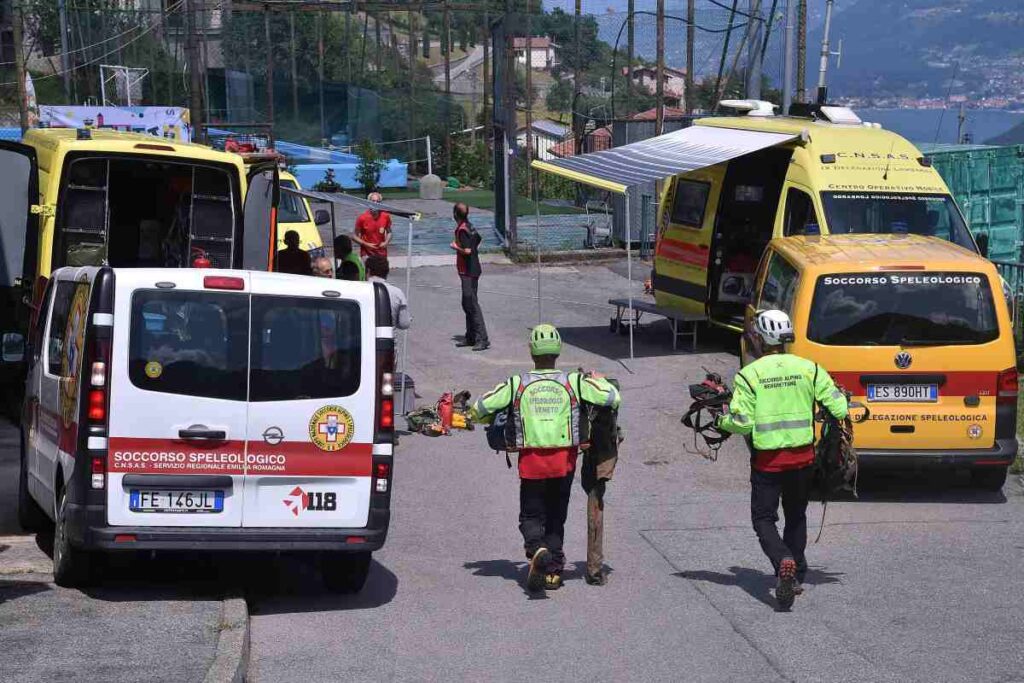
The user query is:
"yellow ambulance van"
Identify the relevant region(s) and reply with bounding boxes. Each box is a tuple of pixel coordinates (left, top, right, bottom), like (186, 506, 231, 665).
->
(742, 233, 1016, 490)
(278, 170, 328, 259)
(653, 103, 981, 330)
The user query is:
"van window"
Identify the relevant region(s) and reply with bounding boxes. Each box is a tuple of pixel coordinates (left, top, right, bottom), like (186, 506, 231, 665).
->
(807, 272, 998, 346)
(279, 179, 310, 223)
(250, 296, 361, 402)
(46, 281, 89, 377)
(758, 254, 799, 314)
(129, 291, 248, 401)
(784, 188, 820, 236)
(670, 180, 710, 228)
(820, 192, 975, 251)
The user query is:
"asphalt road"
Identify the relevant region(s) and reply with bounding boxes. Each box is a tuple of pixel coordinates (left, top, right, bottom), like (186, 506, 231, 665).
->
(246, 262, 1024, 682)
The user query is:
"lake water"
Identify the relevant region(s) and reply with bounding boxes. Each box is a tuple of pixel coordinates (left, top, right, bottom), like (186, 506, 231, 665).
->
(856, 108, 1023, 145)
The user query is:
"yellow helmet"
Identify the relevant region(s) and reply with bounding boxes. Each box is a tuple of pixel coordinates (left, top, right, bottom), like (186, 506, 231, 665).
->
(530, 323, 562, 356)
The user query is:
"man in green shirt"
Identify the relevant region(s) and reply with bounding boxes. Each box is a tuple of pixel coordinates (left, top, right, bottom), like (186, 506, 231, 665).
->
(470, 324, 621, 592)
(718, 310, 848, 610)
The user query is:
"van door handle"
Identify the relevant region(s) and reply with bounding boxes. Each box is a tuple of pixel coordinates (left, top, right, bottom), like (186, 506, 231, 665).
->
(178, 427, 227, 440)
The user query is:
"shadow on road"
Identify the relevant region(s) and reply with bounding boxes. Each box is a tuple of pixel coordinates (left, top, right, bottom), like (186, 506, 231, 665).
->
(558, 322, 739, 363)
(852, 470, 1010, 504)
(246, 557, 399, 615)
(674, 565, 844, 610)
(0, 579, 52, 605)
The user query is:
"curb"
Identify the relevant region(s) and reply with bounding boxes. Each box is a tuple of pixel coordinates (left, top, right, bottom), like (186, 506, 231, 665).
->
(204, 595, 250, 683)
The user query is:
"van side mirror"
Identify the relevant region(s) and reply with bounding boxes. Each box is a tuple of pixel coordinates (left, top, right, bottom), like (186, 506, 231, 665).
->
(976, 232, 989, 258)
(314, 209, 331, 226)
(2, 332, 25, 363)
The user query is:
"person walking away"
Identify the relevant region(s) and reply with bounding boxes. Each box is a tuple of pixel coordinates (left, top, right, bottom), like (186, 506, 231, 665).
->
(470, 324, 621, 593)
(450, 202, 488, 351)
(365, 256, 410, 330)
(353, 192, 392, 260)
(277, 230, 312, 275)
(716, 309, 848, 610)
(312, 256, 334, 278)
(334, 235, 365, 281)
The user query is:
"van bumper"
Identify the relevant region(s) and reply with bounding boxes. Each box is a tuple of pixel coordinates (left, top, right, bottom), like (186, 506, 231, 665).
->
(857, 438, 1018, 468)
(66, 505, 390, 552)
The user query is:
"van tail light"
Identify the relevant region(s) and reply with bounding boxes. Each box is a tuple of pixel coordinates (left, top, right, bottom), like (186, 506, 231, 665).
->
(997, 368, 1018, 404)
(376, 348, 395, 435)
(204, 276, 245, 290)
(374, 462, 391, 494)
(86, 336, 111, 428)
(91, 456, 105, 490)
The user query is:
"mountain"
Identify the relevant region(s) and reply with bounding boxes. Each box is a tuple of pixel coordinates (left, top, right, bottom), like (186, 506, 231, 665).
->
(987, 120, 1024, 145)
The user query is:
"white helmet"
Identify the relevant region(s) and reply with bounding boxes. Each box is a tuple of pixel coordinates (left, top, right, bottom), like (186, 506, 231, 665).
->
(754, 309, 794, 346)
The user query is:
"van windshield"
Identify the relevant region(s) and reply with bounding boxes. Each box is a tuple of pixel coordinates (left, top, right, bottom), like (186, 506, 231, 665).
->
(807, 272, 999, 346)
(278, 179, 310, 223)
(820, 192, 976, 252)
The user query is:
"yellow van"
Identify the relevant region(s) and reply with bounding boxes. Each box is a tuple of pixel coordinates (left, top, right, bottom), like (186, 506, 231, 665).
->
(743, 233, 1017, 489)
(653, 103, 981, 330)
(0, 129, 278, 393)
(277, 170, 328, 259)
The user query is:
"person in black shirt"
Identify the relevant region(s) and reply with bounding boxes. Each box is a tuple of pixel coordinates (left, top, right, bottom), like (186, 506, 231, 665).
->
(450, 202, 489, 351)
(276, 230, 312, 275)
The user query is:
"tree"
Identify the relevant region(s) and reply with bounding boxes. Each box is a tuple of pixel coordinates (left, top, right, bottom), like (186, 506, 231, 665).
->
(313, 168, 343, 192)
(355, 139, 386, 192)
(546, 78, 573, 116)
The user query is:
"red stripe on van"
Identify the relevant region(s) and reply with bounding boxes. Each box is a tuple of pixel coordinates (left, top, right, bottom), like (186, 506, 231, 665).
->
(656, 238, 709, 268)
(830, 371, 997, 397)
(107, 437, 373, 476)
(246, 441, 373, 477)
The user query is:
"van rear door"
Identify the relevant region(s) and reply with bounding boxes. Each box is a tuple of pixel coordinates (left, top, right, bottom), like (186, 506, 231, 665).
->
(241, 273, 375, 527)
(107, 270, 250, 526)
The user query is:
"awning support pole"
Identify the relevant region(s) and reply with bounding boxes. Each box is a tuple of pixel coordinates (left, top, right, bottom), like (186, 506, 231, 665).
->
(626, 192, 634, 360)
(400, 216, 414, 412)
(535, 170, 543, 323)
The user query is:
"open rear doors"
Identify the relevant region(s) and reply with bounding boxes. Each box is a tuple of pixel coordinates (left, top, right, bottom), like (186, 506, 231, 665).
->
(0, 141, 40, 382)
(242, 165, 280, 272)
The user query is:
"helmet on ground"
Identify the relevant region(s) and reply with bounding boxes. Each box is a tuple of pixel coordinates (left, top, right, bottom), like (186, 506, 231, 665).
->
(530, 323, 562, 356)
(754, 309, 794, 346)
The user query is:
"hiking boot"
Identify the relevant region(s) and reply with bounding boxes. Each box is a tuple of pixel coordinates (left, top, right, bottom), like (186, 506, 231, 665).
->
(527, 548, 550, 592)
(793, 583, 804, 596)
(584, 570, 606, 586)
(776, 558, 797, 610)
(455, 339, 476, 348)
(545, 573, 563, 590)
(472, 341, 491, 352)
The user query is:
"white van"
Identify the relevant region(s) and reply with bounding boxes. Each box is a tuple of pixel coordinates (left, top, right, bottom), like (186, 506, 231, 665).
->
(18, 266, 396, 591)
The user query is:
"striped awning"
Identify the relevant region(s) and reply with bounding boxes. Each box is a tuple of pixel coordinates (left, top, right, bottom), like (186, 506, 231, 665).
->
(531, 125, 799, 194)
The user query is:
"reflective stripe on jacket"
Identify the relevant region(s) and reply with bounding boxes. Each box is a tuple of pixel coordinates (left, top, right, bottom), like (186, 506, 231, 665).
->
(718, 354, 848, 451)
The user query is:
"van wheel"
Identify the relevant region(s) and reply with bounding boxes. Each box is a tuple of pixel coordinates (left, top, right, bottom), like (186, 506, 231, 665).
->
(971, 467, 1008, 492)
(17, 440, 48, 532)
(53, 488, 94, 587)
(321, 551, 372, 594)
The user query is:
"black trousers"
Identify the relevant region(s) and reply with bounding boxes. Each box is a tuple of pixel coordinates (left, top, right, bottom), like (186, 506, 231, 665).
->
(460, 275, 488, 344)
(519, 471, 575, 573)
(750, 465, 812, 581)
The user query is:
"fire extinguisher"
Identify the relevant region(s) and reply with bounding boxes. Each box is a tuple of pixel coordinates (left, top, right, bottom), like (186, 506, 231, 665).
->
(437, 392, 454, 434)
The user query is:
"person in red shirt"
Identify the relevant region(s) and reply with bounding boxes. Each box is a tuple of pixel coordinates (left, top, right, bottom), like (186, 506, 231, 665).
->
(352, 191, 392, 259)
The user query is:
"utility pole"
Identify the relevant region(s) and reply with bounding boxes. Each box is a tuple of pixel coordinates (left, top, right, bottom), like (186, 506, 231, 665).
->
(745, 0, 762, 99)
(12, 0, 27, 132)
(573, 0, 581, 154)
(318, 10, 326, 143)
(409, 8, 418, 165)
(443, 0, 451, 179)
(290, 11, 299, 119)
(626, 0, 634, 117)
(265, 7, 275, 130)
(685, 0, 695, 114)
(483, 9, 491, 145)
(57, 0, 72, 102)
(796, 0, 806, 102)
(656, 0, 665, 135)
(816, 0, 835, 104)
(185, 0, 205, 139)
(525, 0, 533, 194)
(782, 0, 795, 112)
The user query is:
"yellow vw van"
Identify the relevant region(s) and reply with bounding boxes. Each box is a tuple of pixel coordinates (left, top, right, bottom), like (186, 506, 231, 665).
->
(743, 233, 1016, 489)
(278, 170, 328, 259)
(653, 103, 980, 330)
